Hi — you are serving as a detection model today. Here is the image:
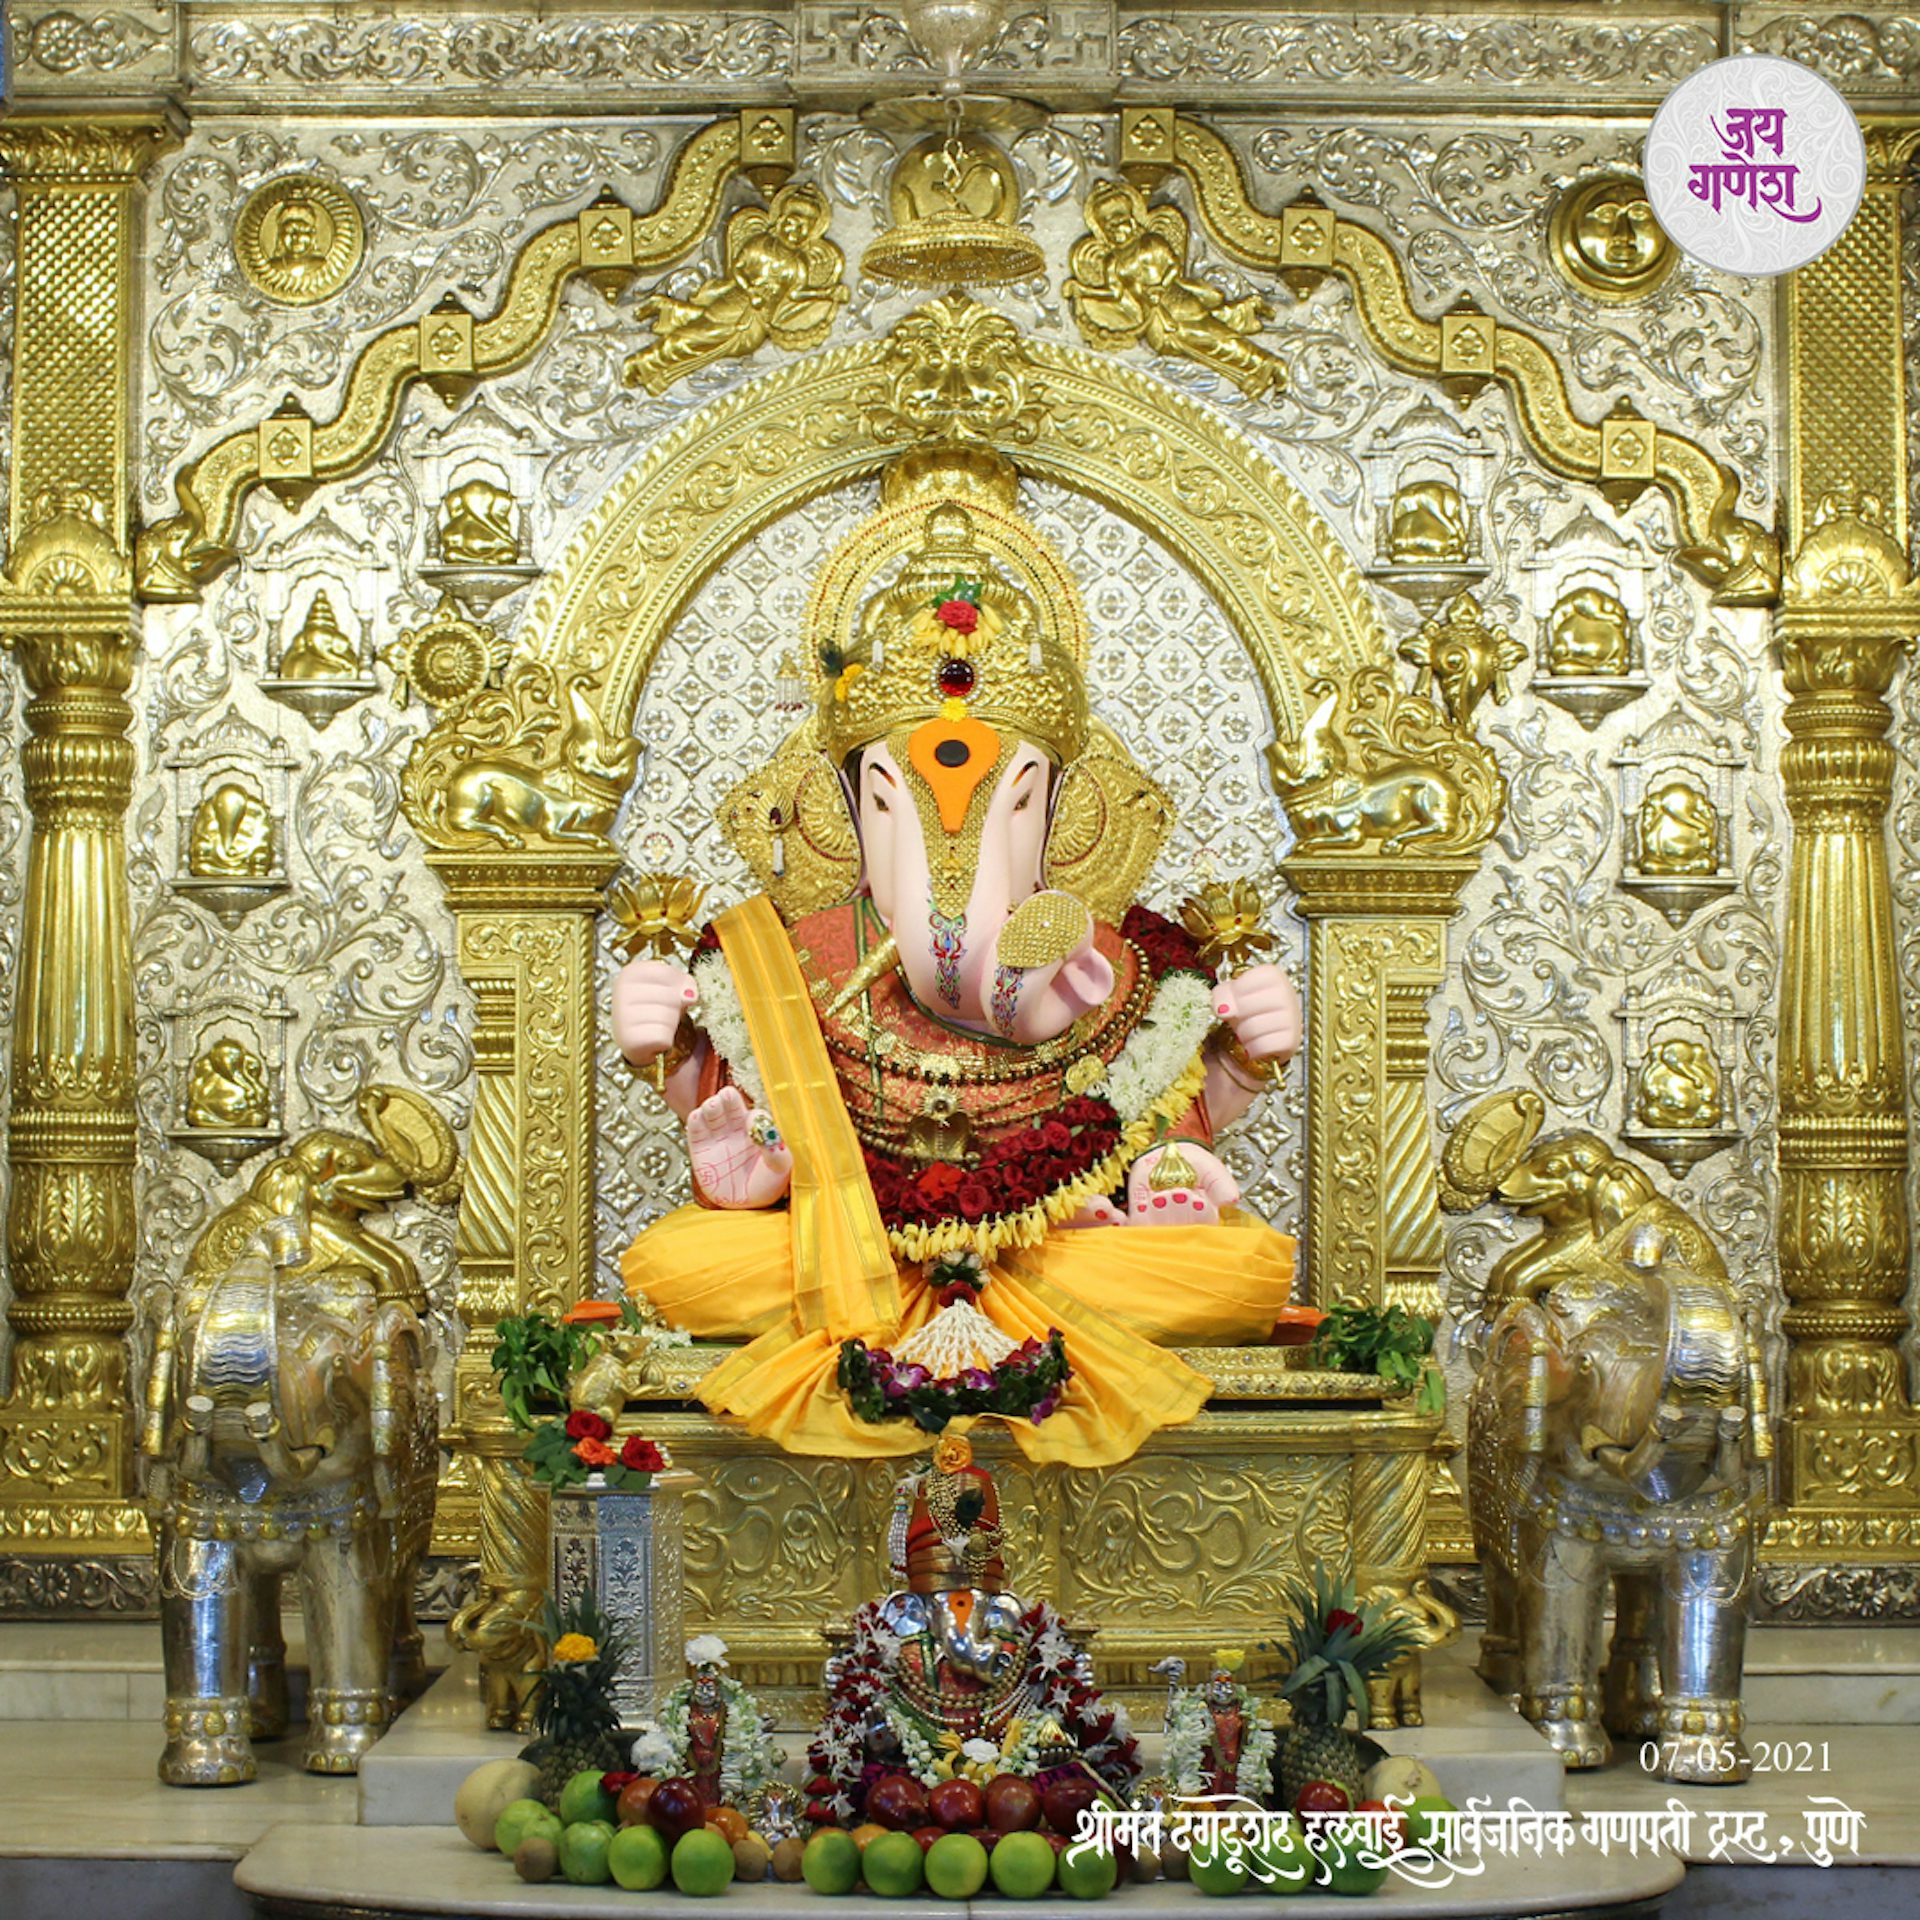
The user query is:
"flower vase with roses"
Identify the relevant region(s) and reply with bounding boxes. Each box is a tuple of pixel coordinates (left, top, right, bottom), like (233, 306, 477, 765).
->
(489, 1300, 671, 1492)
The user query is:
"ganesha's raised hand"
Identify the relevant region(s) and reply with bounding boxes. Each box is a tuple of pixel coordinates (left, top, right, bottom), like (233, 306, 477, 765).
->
(1213, 963, 1302, 1068)
(612, 954, 699, 1068)
(999, 926, 1117, 1047)
(687, 1086, 793, 1209)
(1126, 1142, 1240, 1227)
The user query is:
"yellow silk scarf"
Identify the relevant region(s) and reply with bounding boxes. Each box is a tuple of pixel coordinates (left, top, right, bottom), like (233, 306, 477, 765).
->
(713, 896, 903, 1339)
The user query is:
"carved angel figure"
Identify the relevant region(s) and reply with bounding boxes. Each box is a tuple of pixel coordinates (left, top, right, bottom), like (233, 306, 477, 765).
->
(1065, 181, 1281, 398)
(624, 184, 847, 395)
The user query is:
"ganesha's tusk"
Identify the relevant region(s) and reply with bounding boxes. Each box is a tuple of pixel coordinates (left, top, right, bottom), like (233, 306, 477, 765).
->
(821, 933, 902, 1018)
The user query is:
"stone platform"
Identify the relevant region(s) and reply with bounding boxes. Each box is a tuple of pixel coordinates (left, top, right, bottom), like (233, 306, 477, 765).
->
(235, 1822, 1683, 1918)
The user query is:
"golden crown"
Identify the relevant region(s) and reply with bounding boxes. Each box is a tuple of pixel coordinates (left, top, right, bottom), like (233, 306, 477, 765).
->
(807, 451, 1091, 771)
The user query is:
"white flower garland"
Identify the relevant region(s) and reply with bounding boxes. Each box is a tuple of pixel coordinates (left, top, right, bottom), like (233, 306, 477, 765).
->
(1094, 971, 1218, 1123)
(689, 949, 765, 1105)
(632, 1673, 786, 1805)
(1163, 1685, 1278, 1801)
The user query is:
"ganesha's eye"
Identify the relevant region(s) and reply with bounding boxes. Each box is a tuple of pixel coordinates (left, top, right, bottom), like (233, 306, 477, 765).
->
(1013, 792, 1033, 812)
(870, 791, 890, 813)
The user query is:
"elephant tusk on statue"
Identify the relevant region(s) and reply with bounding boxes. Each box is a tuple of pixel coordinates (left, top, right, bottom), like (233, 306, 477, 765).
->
(611, 445, 1304, 1466)
(1444, 1091, 1770, 1785)
(141, 1085, 458, 1786)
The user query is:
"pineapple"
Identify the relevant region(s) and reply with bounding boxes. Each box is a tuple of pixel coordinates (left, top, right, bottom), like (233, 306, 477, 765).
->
(519, 1593, 631, 1808)
(1270, 1569, 1422, 1809)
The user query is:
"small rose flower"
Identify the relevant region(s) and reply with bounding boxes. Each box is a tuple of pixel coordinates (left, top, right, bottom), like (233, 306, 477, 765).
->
(565, 1410, 613, 1442)
(620, 1436, 665, 1474)
(552, 1632, 599, 1663)
(573, 1435, 617, 1467)
(1325, 1608, 1363, 1636)
(936, 598, 980, 634)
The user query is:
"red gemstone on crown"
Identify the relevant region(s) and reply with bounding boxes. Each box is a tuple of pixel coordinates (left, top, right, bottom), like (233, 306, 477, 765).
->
(937, 657, 976, 698)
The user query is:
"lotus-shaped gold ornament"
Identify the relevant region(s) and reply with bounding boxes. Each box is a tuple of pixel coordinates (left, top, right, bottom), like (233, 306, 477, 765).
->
(1178, 878, 1276, 972)
(607, 871, 706, 961)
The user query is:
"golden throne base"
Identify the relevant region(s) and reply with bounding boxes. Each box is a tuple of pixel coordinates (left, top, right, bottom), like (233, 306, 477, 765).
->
(594, 1345, 1447, 1728)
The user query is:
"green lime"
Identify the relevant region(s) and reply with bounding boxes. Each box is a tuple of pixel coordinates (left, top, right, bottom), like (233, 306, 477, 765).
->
(802, 1828, 863, 1895)
(558, 1820, 614, 1886)
(1186, 1833, 1250, 1897)
(609, 1823, 671, 1891)
(1056, 1840, 1119, 1899)
(925, 1831, 990, 1899)
(493, 1799, 555, 1856)
(1251, 1815, 1316, 1896)
(1318, 1820, 1390, 1897)
(672, 1826, 737, 1896)
(558, 1769, 618, 1828)
(990, 1830, 1059, 1899)
(863, 1830, 928, 1897)
(1404, 1794, 1456, 1854)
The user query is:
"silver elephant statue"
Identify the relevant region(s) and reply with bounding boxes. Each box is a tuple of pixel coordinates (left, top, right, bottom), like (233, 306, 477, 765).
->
(141, 1088, 454, 1785)
(1469, 1223, 1769, 1783)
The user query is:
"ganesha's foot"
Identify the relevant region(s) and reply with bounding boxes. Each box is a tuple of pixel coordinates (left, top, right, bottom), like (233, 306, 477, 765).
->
(159, 1694, 258, 1786)
(303, 1686, 392, 1774)
(1651, 1701, 1750, 1784)
(1523, 1688, 1609, 1770)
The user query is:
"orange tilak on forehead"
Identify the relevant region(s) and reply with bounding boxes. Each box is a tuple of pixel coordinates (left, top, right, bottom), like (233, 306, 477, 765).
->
(907, 714, 1003, 833)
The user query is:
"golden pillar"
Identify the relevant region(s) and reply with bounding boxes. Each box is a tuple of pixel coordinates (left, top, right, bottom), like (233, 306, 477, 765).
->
(431, 853, 613, 1726)
(1767, 124, 1920, 1558)
(1771, 506, 1920, 1531)
(0, 117, 175, 1561)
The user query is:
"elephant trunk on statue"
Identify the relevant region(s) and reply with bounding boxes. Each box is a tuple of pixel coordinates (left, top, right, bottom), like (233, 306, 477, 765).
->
(1469, 1224, 1767, 1785)
(142, 1221, 440, 1786)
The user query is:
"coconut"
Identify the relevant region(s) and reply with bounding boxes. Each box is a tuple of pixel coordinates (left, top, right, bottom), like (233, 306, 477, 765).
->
(454, 1757, 543, 1849)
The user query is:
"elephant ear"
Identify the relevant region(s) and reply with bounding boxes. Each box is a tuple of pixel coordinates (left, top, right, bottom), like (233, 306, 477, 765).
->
(1043, 721, 1174, 925)
(719, 716, 861, 923)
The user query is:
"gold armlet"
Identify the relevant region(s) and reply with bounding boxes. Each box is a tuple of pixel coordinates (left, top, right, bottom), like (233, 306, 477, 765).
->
(1218, 1030, 1279, 1088)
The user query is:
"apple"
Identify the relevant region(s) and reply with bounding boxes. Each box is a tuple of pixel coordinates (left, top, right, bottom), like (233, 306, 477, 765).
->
(1355, 1798, 1409, 1852)
(616, 1777, 658, 1827)
(646, 1776, 707, 1841)
(1040, 1772, 1102, 1839)
(866, 1771, 931, 1832)
(984, 1773, 1045, 1833)
(928, 1777, 986, 1831)
(1293, 1779, 1352, 1817)
(969, 1826, 1001, 1854)
(913, 1826, 946, 1853)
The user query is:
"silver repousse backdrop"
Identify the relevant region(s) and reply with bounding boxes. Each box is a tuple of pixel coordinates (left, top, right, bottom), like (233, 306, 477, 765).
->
(120, 105, 1789, 1426)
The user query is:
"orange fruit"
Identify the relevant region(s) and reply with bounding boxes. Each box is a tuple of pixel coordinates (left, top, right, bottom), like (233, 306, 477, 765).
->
(706, 1806, 749, 1845)
(852, 1822, 889, 1852)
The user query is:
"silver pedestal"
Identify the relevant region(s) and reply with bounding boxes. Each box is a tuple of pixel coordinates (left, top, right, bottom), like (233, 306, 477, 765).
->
(547, 1473, 691, 1723)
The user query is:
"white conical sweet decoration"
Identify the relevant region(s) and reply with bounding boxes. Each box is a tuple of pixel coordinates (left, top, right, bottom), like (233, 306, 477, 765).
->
(895, 1297, 1016, 1376)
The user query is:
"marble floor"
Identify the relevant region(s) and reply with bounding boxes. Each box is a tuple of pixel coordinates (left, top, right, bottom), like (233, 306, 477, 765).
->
(0, 1626, 1912, 1918)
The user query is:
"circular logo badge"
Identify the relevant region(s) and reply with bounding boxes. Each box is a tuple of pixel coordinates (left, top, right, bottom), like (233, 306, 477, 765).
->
(1645, 54, 1864, 276)
(234, 175, 365, 307)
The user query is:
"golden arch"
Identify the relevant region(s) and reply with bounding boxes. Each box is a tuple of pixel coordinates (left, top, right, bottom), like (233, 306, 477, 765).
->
(519, 324, 1393, 741)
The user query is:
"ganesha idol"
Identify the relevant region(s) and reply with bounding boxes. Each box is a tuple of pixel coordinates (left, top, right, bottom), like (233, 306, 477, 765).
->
(613, 448, 1301, 1466)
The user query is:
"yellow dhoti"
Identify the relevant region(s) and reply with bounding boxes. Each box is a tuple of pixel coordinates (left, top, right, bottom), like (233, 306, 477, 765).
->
(621, 895, 1297, 1469)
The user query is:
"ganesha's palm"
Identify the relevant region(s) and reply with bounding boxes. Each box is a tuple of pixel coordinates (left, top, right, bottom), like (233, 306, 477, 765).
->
(687, 1087, 793, 1209)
